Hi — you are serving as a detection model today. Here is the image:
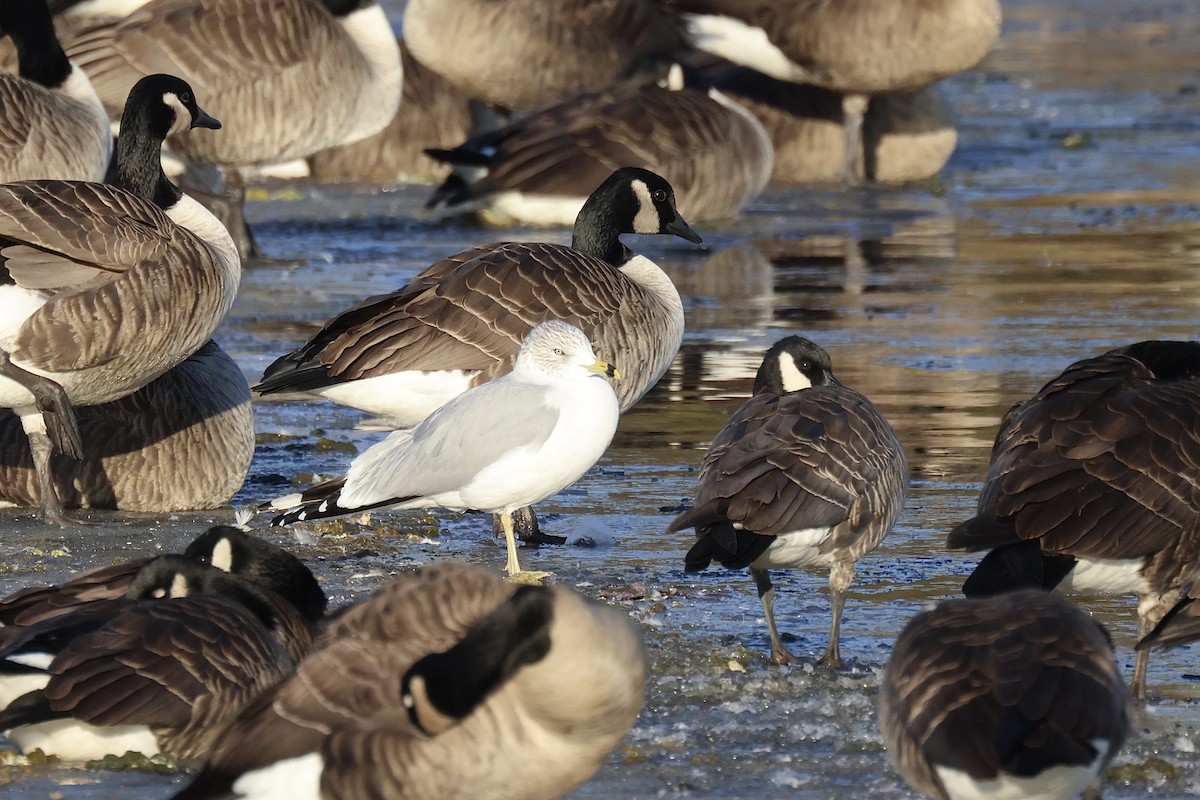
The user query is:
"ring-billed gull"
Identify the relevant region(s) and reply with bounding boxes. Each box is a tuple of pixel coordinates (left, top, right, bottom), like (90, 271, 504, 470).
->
(668, 336, 907, 667)
(948, 339, 1200, 701)
(269, 321, 620, 579)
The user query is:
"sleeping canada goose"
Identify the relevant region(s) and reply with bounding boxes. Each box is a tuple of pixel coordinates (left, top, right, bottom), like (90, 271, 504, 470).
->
(268, 322, 621, 580)
(0, 556, 318, 761)
(713, 70, 958, 184)
(0, 340, 252, 512)
(667, 0, 1000, 181)
(880, 590, 1130, 800)
(667, 336, 907, 668)
(170, 562, 647, 800)
(308, 39, 473, 185)
(948, 340, 1200, 701)
(0, 0, 111, 182)
(255, 167, 701, 428)
(0, 525, 327, 632)
(0, 73, 236, 524)
(426, 62, 773, 225)
(403, 0, 687, 113)
(58, 0, 403, 257)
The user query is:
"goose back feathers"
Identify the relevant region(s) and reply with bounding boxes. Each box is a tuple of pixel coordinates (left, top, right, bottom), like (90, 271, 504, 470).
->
(427, 65, 772, 225)
(256, 167, 701, 427)
(880, 590, 1130, 800)
(948, 340, 1200, 700)
(172, 563, 647, 800)
(59, 0, 403, 166)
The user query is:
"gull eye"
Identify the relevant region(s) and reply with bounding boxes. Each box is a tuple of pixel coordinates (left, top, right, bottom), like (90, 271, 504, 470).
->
(553, 348, 565, 356)
(652, 189, 667, 202)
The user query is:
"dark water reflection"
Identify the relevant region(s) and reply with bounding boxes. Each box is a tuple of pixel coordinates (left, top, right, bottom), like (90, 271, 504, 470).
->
(3, 0, 1200, 797)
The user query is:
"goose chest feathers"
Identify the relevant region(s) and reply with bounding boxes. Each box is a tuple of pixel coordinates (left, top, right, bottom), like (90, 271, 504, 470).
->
(256, 167, 702, 428)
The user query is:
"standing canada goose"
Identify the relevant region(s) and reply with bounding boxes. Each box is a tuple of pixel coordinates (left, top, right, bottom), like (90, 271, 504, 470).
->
(308, 39, 473, 186)
(667, 0, 1000, 181)
(0, 525, 328, 632)
(0, 73, 235, 524)
(713, 69, 958, 184)
(171, 563, 647, 800)
(880, 590, 1131, 800)
(255, 168, 701, 428)
(0, 340, 252, 512)
(403, 0, 687, 113)
(0, 0, 111, 183)
(268, 322, 621, 580)
(0, 74, 234, 524)
(0, 556, 319, 761)
(948, 340, 1200, 701)
(58, 0, 403, 257)
(426, 63, 773, 225)
(668, 336, 907, 668)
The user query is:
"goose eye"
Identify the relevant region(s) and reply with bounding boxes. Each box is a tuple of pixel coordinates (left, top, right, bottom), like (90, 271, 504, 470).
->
(181, 91, 192, 104)
(652, 189, 667, 202)
(553, 348, 565, 356)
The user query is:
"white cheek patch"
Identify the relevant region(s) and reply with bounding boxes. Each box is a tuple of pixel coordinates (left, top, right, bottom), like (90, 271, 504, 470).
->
(777, 354, 812, 392)
(211, 537, 234, 572)
(162, 93, 192, 136)
(170, 573, 190, 597)
(630, 179, 659, 234)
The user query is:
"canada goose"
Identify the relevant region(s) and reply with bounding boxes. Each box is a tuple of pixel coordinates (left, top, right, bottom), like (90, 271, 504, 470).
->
(667, 336, 907, 667)
(713, 70, 957, 184)
(948, 340, 1200, 701)
(667, 0, 1000, 181)
(268, 322, 621, 580)
(0, 556, 317, 761)
(58, 0, 403, 258)
(1138, 565, 1200, 652)
(308, 39, 473, 185)
(0, 0, 111, 183)
(426, 63, 773, 225)
(255, 168, 700, 428)
(403, 0, 687, 113)
(0, 74, 236, 524)
(0, 340, 252, 512)
(880, 590, 1130, 800)
(0, 525, 327, 631)
(171, 562, 647, 800)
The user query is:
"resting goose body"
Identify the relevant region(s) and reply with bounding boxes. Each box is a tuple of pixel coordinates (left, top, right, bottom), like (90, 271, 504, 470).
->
(171, 563, 647, 800)
(0, 525, 328, 632)
(668, 336, 907, 668)
(269, 322, 621, 579)
(256, 167, 702, 429)
(880, 590, 1130, 800)
(713, 70, 957, 184)
(0, 340, 252, 512)
(668, 0, 1000, 181)
(0, 556, 318, 761)
(403, 0, 686, 112)
(0, 0, 111, 183)
(427, 64, 773, 225)
(308, 39, 473, 186)
(0, 73, 235, 523)
(948, 340, 1200, 701)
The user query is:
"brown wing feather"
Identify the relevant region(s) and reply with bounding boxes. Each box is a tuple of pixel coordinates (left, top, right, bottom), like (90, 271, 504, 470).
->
(958, 352, 1200, 560)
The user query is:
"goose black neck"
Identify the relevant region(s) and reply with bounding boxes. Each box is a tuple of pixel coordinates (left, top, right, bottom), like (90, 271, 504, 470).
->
(1112, 340, 1200, 381)
(321, 0, 371, 16)
(111, 96, 182, 210)
(2, 0, 72, 88)
(572, 198, 633, 266)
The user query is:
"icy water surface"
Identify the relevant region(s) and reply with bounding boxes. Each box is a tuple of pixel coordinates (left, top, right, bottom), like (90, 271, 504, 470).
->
(2, 0, 1200, 797)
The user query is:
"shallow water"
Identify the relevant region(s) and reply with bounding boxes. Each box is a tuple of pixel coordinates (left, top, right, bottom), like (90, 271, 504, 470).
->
(3, 0, 1200, 797)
